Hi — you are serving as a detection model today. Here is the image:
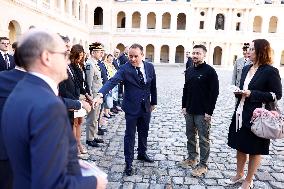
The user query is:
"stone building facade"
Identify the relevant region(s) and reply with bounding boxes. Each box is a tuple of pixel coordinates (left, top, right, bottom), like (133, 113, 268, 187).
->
(1, 0, 284, 71)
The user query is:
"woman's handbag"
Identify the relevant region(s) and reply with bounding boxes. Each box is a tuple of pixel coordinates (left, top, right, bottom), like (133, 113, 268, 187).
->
(251, 93, 284, 139)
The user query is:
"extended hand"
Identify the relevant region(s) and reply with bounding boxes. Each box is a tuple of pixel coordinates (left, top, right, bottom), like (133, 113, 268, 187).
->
(150, 105, 156, 112)
(96, 175, 108, 189)
(92, 96, 103, 108)
(80, 100, 91, 113)
(85, 94, 93, 105)
(242, 90, 251, 98)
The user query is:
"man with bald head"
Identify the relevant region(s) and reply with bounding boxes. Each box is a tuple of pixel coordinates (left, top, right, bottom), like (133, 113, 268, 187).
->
(1, 29, 106, 189)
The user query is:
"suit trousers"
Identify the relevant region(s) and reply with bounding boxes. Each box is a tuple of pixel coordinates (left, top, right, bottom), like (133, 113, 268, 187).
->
(85, 104, 101, 141)
(185, 114, 211, 167)
(124, 109, 151, 165)
(0, 160, 13, 189)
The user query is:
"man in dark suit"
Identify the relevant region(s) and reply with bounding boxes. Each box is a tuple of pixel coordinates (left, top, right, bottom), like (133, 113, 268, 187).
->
(185, 51, 193, 70)
(0, 37, 15, 71)
(94, 43, 157, 176)
(112, 48, 120, 70)
(0, 55, 91, 189)
(118, 46, 129, 66)
(1, 29, 106, 188)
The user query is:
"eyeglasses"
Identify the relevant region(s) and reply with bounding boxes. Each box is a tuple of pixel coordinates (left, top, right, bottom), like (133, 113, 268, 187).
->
(0, 42, 10, 45)
(49, 51, 69, 60)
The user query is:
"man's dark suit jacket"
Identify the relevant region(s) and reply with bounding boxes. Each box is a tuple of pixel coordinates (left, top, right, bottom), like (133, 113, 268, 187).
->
(0, 69, 81, 160)
(118, 53, 128, 66)
(112, 58, 120, 70)
(0, 54, 15, 72)
(0, 69, 25, 189)
(185, 57, 193, 69)
(1, 73, 97, 188)
(99, 61, 157, 115)
(98, 61, 108, 85)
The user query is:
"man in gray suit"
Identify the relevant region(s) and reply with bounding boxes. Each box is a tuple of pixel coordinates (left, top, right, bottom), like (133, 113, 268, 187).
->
(232, 43, 251, 88)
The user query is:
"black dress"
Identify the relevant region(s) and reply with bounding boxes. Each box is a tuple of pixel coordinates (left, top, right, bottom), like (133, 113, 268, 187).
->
(228, 64, 282, 155)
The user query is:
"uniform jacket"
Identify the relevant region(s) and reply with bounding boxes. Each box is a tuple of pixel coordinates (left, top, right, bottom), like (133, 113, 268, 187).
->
(85, 58, 103, 96)
(232, 57, 251, 87)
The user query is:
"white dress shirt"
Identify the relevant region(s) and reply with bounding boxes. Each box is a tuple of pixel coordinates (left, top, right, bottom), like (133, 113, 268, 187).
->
(29, 72, 59, 95)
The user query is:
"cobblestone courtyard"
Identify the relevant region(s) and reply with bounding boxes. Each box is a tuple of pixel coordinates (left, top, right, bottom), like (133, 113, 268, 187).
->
(83, 66, 284, 189)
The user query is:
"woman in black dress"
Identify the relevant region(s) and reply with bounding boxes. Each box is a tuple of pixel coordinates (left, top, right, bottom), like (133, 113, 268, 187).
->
(226, 39, 282, 189)
(70, 44, 92, 155)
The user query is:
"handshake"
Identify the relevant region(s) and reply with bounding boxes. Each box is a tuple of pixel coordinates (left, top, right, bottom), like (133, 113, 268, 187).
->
(80, 93, 104, 113)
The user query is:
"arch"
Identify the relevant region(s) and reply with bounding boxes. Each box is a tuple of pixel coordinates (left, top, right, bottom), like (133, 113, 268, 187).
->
(8, 20, 21, 43)
(116, 43, 125, 53)
(132, 11, 141, 28)
(147, 12, 156, 29)
(215, 13, 225, 30)
(117, 11, 126, 28)
(253, 16, 262, 33)
(145, 44, 154, 63)
(175, 45, 184, 63)
(280, 50, 284, 66)
(162, 12, 171, 29)
(268, 16, 278, 33)
(160, 45, 169, 63)
(94, 7, 103, 25)
(213, 46, 222, 65)
(177, 13, 186, 30)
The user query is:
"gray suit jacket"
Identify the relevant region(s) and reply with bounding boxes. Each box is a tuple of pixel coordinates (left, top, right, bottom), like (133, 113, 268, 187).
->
(232, 57, 251, 87)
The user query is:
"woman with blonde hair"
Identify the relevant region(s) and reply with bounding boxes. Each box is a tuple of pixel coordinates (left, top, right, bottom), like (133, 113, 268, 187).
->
(226, 39, 282, 189)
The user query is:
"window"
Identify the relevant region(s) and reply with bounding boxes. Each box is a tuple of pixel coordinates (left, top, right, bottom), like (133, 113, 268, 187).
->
(236, 22, 240, 31)
(199, 21, 204, 29)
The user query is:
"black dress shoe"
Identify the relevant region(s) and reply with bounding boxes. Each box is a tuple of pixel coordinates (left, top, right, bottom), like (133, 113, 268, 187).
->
(93, 138, 104, 143)
(137, 154, 154, 163)
(99, 126, 108, 132)
(86, 140, 99, 147)
(97, 130, 104, 136)
(124, 165, 133, 176)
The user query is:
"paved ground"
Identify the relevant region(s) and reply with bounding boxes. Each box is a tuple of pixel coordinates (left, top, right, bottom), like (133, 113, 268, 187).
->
(82, 66, 284, 189)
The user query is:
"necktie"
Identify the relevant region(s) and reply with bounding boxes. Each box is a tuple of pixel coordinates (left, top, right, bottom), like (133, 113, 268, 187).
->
(136, 67, 145, 85)
(4, 53, 10, 69)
